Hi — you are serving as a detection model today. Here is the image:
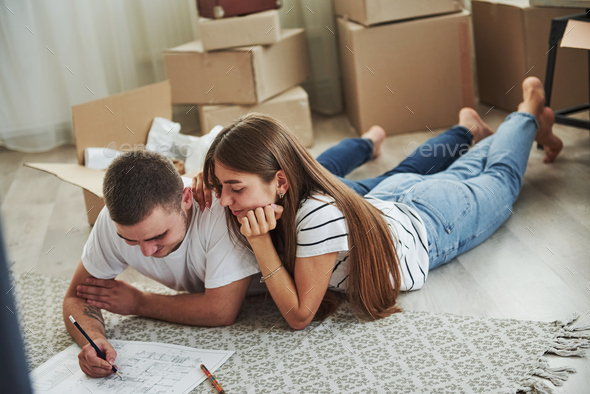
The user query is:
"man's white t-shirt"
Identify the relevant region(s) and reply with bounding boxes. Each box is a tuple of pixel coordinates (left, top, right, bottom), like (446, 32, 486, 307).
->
(81, 199, 262, 293)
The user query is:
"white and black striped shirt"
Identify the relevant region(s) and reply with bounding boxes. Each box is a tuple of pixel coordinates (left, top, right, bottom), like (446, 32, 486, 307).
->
(295, 194, 429, 292)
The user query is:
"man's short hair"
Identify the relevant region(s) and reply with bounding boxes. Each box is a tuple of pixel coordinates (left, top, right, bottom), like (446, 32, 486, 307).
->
(103, 151, 184, 225)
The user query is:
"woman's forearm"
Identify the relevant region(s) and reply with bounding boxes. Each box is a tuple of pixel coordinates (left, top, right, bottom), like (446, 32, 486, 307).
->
(247, 235, 314, 330)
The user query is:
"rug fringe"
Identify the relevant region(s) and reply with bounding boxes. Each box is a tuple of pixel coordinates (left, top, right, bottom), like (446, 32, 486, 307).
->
(516, 378, 553, 394)
(515, 378, 554, 394)
(515, 358, 576, 393)
(515, 313, 590, 393)
(550, 313, 590, 356)
(530, 358, 576, 386)
(554, 313, 590, 332)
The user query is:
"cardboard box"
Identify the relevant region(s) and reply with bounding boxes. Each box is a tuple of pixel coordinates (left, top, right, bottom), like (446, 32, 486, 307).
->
(530, 0, 590, 7)
(199, 10, 281, 51)
(333, 0, 463, 26)
(199, 86, 314, 147)
(561, 19, 590, 50)
(163, 29, 309, 105)
(26, 82, 174, 226)
(472, 0, 589, 111)
(336, 11, 475, 136)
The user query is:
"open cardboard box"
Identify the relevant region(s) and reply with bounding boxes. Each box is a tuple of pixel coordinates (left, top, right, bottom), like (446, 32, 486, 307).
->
(25, 81, 175, 226)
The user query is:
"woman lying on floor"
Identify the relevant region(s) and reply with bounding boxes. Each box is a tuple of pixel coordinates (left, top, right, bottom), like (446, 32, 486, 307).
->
(193, 77, 563, 330)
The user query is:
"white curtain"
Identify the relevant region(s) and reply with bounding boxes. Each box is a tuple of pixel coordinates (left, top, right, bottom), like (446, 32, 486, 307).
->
(0, 0, 199, 152)
(0, 0, 342, 152)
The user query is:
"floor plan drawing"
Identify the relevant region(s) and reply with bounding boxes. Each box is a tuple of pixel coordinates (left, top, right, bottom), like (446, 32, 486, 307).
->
(30, 340, 233, 394)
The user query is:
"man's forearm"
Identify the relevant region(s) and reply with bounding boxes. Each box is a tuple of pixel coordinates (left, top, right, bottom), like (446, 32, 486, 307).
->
(137, 292, 234, 326)
(63, 296, 106, 347)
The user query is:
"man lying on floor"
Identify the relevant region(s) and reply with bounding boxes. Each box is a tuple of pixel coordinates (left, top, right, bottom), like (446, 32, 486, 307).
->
(62, 151, 263, 378)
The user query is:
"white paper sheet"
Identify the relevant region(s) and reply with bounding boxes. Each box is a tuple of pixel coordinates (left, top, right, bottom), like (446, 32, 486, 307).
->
(30, 340, 233, 394)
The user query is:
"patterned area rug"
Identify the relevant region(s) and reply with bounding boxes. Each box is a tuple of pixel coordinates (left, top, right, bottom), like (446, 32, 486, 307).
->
(13, 273, 590, 394)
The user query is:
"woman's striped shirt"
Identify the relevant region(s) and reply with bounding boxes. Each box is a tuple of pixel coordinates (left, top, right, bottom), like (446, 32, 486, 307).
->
(295, 194, 429, 292)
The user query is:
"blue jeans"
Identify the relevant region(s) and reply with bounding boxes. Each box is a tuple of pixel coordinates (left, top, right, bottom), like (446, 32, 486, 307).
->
(316, 125, 473, 195)
(366, 112, 538, 270)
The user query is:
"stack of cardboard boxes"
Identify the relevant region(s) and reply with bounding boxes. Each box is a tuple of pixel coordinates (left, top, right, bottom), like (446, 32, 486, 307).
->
(26, 9, 315, 226)
(334, 0, 475, 136)
(163, 10, 314, 147)
(27, 2, 588, 227)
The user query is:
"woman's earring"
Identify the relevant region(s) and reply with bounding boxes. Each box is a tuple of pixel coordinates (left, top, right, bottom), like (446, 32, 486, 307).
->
(279, 192, 284, 199)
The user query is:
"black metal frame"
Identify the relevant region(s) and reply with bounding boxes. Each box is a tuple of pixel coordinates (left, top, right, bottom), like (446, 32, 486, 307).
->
(543, 11, 590, 131)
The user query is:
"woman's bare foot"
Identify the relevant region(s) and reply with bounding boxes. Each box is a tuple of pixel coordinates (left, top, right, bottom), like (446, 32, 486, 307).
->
(536, 107, 562, 163)
(517, 77, 562, 163)
(517, 77, 545, 117)
(362, 125, 386, 159)
(458, 107, 493, 145)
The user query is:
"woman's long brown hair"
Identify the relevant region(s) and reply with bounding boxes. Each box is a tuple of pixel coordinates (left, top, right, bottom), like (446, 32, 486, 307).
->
(203, 113, 402, 321)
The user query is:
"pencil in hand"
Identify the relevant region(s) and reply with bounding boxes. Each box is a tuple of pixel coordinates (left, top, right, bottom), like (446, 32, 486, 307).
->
(68, 315, 122, 379)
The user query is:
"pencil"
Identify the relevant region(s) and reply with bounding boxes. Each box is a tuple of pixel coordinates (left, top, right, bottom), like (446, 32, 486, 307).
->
(200, 363, 225, 393)
(68, 315, 122, 379)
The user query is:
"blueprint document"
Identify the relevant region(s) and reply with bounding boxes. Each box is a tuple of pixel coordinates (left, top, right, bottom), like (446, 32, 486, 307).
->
(30, 340, 233, 394)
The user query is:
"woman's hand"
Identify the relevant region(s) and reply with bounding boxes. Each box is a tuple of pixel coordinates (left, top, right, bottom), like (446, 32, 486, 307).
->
(191, 171, 215, 211)
(239, 205, 283, 239)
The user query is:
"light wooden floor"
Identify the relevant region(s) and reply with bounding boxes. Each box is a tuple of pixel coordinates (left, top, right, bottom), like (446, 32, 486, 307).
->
(2, 105, 589, 392)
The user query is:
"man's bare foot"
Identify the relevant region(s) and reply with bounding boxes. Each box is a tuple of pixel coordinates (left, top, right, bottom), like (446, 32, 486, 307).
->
(362, 125, 386, 159)
(536, 107, 562, 163)
(458, 107, 493, 145)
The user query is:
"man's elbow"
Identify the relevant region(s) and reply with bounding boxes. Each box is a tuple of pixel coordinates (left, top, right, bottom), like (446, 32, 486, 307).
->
(216, 315, 237, 327)
(211, 310, 238, 327)
(287, 314, 312, 331)
(289, 321, 309, 331)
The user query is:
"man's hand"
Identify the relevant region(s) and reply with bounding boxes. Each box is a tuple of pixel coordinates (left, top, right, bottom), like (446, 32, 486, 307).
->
(78, 337, 118, 378)
(77, 278, 143, 315)
(239, 205, 284, 239)
(191, 171, 215, 211)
